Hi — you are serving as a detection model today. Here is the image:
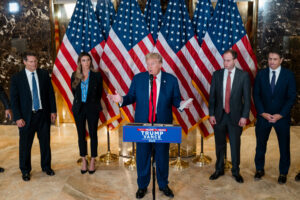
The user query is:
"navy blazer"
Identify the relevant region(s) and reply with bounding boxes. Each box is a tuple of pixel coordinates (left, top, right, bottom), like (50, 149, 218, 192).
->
(253, 67, 297, 120)
(122, 71, 181, 124)
(10, 69, 57, 129)
(71, 71, 103, 115)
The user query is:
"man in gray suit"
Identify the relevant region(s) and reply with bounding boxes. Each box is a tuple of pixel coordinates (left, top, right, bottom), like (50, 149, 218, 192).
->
(208, 49, 251, 183)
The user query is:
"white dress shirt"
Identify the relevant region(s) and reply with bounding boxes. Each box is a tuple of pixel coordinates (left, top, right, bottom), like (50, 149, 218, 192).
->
(25, 69, 43, 110)
(223, 67, 236, 109)
(269, 66, 281, 85)
(149, 71, 161, 112)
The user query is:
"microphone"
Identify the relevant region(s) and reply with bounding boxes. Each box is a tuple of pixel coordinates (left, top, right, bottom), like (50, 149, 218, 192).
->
(149, 74, 153, 85)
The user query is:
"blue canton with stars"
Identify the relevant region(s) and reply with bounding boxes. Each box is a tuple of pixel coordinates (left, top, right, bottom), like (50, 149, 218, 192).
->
(193, 0, 214, 45)
(207, 0, 246, 55)
(144, 0, 163, 42)
(95, 0, 116, 40)
(159, 0, 195, 53)
(66, 0, 104, 55)
(112, 0, 150, 51)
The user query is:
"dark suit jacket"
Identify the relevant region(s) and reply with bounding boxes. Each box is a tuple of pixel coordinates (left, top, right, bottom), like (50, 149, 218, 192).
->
(209, 68, 251, 125)
(122, 71, 181, 124)
(0, 85, 10, 109)
(253, 67, 296, 120)
(10, 69, 57, 129)
(71, 71, 103, 115)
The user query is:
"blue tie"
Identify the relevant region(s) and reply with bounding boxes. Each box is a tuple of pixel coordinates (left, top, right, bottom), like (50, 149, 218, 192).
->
(32, 72, 40, 111)
(270, 71, 276, 94)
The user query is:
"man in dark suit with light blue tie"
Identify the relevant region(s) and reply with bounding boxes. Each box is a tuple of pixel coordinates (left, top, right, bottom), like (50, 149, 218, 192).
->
(253, 49, 297, 184)
(108, 53, 190, 199)
(10, 52, 57, 181)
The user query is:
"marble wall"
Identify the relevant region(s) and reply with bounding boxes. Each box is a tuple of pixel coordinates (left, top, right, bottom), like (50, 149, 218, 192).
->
(256, 0, 300, 124)
(0, 0, 53, 122)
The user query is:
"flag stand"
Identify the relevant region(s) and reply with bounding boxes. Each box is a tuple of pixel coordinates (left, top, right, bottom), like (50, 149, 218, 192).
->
(169, 143, 189, 170)
(224, 144, 232, 170)
(124, 142, 136, 170)
(193, 135, 212, 166)
(100, 126, 118, 164)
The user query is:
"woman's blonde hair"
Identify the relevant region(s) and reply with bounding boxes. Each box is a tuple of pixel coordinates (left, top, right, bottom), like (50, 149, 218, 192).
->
(72, 52, 95, 89)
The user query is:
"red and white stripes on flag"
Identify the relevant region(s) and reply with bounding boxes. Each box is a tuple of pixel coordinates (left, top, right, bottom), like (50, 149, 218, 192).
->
(100, 30, 155, 122)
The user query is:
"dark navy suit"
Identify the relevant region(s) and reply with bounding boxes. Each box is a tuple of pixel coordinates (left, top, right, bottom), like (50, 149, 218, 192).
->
(253, 67, 296, 175)
(10, 69, 57, 174)
(121, 71, 181, 189)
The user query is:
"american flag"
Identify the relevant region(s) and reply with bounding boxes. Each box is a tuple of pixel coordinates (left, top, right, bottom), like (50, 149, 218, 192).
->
(100, 0, 155, 123)
(52, 0, 119, 128)
(193, 0, 214, 45)
(144, 0, 163, 42)
(154, 0, 213, 135)
(95, 0, 115, 40)
(201, 0, 257, 123)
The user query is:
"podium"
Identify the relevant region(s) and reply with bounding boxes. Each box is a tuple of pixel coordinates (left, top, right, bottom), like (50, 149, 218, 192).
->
(123, 123, 181, 200)
(123, 123, 182, 143)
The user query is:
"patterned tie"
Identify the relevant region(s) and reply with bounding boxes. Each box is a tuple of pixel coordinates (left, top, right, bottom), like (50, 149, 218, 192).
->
(32, 72, 40, 111)
(270, 71, 276, 94)
(225, 71, 231, 114)
(148, 76, 157, 123)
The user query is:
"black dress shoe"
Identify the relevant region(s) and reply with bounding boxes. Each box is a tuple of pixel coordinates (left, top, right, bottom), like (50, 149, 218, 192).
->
(295, 172, 300, 182)
(254, 170, 265, 180)
(209, 171, 224, 180)
(159, 185, 174, 198)
(136, 188, 147, 199)
(88, 170, 95, 174)
(81, 169, 88, 174)
(42, 168, 55, 176)
(22, 173, 30, 181)
(278, 174, 287, 184)
(0, 167, 4, 173)
(233, 174, 244, 183)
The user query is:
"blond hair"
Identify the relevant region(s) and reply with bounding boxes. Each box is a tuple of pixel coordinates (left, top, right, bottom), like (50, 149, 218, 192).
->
(145, 53, 162, 63)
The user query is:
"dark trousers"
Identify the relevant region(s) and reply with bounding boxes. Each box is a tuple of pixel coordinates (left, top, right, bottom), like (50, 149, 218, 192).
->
(136, 143, 170, 189)
(214, 112, 242, 175)
(255, 117, 290, 175)
(19, 110, 51, 174)
(74, 103, 99, 157)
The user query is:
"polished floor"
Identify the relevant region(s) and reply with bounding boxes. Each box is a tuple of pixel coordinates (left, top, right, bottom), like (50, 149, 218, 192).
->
(0, 124, 299, 200)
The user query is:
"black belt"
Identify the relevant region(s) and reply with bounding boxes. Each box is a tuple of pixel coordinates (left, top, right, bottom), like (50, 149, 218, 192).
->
(32, 109, 42, 114)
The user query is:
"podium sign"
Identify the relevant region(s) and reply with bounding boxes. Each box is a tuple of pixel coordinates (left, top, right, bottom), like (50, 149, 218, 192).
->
(123, 123, 182, 143)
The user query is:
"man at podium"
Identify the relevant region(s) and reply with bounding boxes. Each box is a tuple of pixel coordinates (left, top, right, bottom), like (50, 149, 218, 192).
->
(108, 53, 190, 199)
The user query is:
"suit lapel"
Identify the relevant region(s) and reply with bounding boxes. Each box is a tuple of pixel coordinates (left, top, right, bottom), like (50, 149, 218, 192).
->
(264, 68, 273, 95)
(273, 68, 284, 96)
(219, 69, 225, 101)
(230, 68, 239, 98)
(22, 69, 32, 100)
(86, 71, 94, 99)
(156, 72, 165, 112)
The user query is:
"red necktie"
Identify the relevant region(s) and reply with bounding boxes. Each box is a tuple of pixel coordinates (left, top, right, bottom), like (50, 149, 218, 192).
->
(225, 71, 231, 113)
(149, 76, 157, 123)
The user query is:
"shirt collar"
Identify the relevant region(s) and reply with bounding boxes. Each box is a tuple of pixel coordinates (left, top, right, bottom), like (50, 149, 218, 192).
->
(150, 70, 162, 81)
(25, 68, 37, 75)
(269, 66, 281, 74)
(225, 67, 236, 74)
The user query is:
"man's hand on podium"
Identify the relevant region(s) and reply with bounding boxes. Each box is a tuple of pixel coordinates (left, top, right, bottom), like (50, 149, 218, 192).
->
(107, 91, 123, 104)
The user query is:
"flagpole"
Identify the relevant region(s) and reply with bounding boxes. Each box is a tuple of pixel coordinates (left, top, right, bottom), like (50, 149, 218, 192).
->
(99, 125, 118, 164)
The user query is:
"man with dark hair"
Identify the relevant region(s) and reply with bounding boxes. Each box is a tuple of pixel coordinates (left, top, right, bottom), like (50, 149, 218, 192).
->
(10, 52, 57, 181)
(253, 49, 297, 184)
(209, 49, 251, 183)
(0, 85, 12, 173)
